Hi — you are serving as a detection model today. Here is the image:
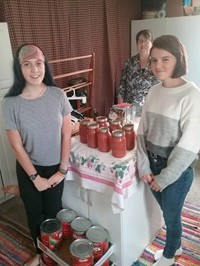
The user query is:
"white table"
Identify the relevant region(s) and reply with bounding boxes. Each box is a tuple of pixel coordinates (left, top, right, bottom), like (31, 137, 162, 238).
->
(62, 136, 163, 266)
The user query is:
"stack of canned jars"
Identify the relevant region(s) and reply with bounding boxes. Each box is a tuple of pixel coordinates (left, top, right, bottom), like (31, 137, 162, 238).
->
(79, 116, 135, 158)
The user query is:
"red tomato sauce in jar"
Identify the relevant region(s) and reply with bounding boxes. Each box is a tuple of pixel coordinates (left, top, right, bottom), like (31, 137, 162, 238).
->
(79, 119, 92, 144)
(111, 129, 126, 158)
(87, 122, 99, 148)
(96, 116, 109, 128)
(122, 123, 135, 150)
(97, 127, 111, 152)
(109, 119, 122, 133)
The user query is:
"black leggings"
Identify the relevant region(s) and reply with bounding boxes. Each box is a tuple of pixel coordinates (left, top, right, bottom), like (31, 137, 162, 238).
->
(16, 161, 64, 253)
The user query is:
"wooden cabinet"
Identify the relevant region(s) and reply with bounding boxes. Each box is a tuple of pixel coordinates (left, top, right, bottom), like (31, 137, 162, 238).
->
(49, 54, 95, 117)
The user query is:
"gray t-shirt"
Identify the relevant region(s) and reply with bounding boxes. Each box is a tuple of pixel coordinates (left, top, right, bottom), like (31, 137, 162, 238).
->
(1, 86, 73, 166)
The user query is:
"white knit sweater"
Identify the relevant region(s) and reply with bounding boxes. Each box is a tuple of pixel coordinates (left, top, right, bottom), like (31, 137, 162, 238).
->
(137, 81, 200, 189)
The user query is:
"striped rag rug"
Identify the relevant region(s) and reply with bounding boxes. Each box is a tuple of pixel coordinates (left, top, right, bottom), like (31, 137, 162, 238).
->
(0, 215, 35, 266)
(0, 202, 199, 266)
(132, 202, 200, 266)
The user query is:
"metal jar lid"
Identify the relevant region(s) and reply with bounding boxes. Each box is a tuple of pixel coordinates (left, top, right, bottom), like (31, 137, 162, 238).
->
(86, 225, 108, 243)
(98, 127, 109, 133)
(96, 116, 108, 122)
(40, 218, 61, 234)
(112, 129, 125, 137)
(87, 122, 99, 129)
(110, 119, 121, 125)
(56, 209, 76, 223)
(80, 118, 92, 126)
(70, 238, 93, 258)
(71, 217, 92, 232)
(122, 123, 134, 131)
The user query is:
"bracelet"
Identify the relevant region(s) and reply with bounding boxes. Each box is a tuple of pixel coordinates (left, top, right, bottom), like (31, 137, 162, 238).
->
(60, 160, 68, 165)
(58, 168, 68, 174)
(57, 171, 65, 177)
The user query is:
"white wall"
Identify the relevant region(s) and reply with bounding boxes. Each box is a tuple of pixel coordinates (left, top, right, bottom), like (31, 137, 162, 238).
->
(0, 23, 13, 94)
(131, 16, 200, 87)
(0, 23, 17, 202)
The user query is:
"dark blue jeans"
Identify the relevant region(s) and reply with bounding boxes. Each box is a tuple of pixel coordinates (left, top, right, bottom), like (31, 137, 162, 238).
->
(148, 154, 194, 259)
(16, 161, 64, 253)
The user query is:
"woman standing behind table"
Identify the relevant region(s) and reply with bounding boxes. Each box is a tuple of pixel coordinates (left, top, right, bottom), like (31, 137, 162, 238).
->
(117, 29, 158, 115)
(137, 35, 200, 266)
(1, 44, 73, 266)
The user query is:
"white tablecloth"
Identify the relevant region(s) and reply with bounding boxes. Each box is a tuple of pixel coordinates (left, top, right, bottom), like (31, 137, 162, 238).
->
(66, 136, 138, 213)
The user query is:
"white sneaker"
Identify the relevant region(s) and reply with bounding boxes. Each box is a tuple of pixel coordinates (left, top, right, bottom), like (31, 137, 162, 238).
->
(154, 247, 182, 261)
(152, 256, 175, 266)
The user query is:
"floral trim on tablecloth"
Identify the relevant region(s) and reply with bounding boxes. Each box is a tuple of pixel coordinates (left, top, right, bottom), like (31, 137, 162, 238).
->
(70, 152, 106, 173)
(110, 161, 130, 181)
(70, 151, 130, 181)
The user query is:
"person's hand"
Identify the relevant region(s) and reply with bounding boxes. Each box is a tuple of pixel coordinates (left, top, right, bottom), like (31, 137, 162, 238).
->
(48, 172, 65, 187)
(149, 179, 163, 192)
(33, 176, 51, 191)
(141, 173, 153, 183)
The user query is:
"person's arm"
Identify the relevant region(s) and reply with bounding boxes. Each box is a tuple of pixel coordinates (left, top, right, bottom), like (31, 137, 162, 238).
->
(136, 94, 152, 178)
(6, 130, 51, 191)
(48, 113, 72, 187)
(59, 113, 72, 170)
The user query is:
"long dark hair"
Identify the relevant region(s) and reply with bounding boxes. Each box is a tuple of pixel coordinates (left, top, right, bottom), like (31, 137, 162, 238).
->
(4, 43, 56, 97)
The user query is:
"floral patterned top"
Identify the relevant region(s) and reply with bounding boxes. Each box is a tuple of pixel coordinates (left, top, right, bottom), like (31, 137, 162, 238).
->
(117, 54, 159, 106)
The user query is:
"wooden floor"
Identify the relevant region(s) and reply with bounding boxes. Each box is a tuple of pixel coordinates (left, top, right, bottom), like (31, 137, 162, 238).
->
(0, 194, 28, 227)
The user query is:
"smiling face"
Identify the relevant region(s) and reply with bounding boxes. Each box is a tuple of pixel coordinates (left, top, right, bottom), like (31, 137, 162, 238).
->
(21, 58, 45, 86)
(19, 45, 45, 86)
(150, 48, 177, 81)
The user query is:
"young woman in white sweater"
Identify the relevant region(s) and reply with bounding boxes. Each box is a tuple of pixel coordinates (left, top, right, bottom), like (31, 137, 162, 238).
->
(137, 35, 200, 266)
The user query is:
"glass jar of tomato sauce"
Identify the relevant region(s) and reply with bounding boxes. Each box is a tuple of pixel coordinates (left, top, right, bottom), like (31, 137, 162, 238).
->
(109, 119, 122, 133)
(97, 127, 111, 152)
(87, 122, 99, 148)
(111, 129, 126, 158)
(122, 123, 135, 150)
(96, 116, 109, 128)
(79, 118, 92, 144)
